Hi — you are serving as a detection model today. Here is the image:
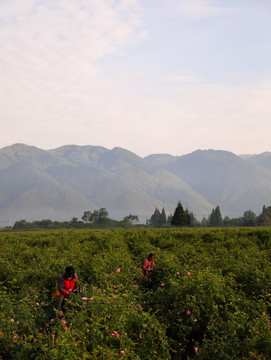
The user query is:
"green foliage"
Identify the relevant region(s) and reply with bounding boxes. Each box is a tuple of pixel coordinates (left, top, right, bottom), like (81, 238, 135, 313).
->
(148, 207, 168, 227)
(209, 206, 223, 226)
(1, 228, 271, 359)
(9, 204, 271, 231)
(171, 201, 191, 227)
(12, 210, 141, 230)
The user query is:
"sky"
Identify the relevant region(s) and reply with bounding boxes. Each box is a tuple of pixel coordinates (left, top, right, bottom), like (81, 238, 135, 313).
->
(1, 0, 271, 157)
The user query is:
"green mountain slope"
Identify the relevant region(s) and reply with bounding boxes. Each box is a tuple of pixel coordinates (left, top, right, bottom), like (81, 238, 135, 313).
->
(163, 149, 271, 217)
(1, 144, 271, 226)
(0, 144, 214, 226)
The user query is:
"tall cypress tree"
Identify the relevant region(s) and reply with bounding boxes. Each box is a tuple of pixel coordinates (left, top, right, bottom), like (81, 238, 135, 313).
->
(149, 208, 161, 227)
(171, 201, 191, 227)
(209, 206, 223, 226)
(159, 207, 167, 227)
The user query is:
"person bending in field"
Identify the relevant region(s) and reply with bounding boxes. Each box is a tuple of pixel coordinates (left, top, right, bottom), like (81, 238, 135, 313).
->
(57, 266, 79, 312)
(143, 253, 156, 276)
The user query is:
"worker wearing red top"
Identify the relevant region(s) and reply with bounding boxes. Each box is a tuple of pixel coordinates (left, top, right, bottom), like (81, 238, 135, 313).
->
(57, 266, 79, 312)
(143, 253, 156, 276)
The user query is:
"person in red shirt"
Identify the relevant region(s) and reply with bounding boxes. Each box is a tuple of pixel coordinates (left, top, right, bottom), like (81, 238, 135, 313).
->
(57, 266, 79, 312)
(143, 253, 156, 276)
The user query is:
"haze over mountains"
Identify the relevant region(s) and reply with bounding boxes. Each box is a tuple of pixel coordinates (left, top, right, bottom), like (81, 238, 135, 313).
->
(0, 143, 271, 227)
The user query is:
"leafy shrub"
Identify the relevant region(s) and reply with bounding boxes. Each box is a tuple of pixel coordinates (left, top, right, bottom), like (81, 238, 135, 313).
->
(1, 228, 271, 359)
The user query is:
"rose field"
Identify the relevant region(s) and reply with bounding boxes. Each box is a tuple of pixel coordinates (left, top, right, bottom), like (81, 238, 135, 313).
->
(1, 227, 271, 359)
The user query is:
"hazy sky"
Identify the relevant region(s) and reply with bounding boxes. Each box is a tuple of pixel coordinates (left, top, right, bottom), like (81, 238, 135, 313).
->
(1, 0, 271, 157)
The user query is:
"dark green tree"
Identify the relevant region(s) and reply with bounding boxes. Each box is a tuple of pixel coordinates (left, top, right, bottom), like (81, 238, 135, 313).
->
(209, 206, 223, 226)
(148, 207, 169, 227)
(81, 209, 109, 227)
(223, 216, 243, 227)
(262, 205, 271, 217)
(69, 217, 82, 228)
(167, 213, 173, 225)
(94, 208, 109, 226)
(257, 206, 271, 226)
(243, 210, 257, 227)
(201, 217, 208, 227)
(171, 201, 191, 227)
(122, 214, 139, 225)
(82, 211, 92, 224)
(13, 219, 29, 230)
(159, 207, 167, 227)
(215, 206, 223, 226)
(149, 208, 161, 227)
(189, 211, 200, 227)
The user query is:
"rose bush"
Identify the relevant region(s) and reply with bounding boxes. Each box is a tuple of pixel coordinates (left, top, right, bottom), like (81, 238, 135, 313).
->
(1, 228, 271, 359)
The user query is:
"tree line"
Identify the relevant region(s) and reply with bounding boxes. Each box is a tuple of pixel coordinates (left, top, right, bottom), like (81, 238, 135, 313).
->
(148, 203, 271, 228)
(11, 209, 139, 230)
(6, 203, 271, 230)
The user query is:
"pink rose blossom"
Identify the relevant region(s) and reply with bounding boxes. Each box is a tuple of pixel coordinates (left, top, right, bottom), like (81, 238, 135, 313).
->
(187, 310, 191, 315)
(187, 272, 191, 276)
(89, 297, 93, 301)
(82, 297, 87, 301)
(161, 283, 165, 287)
(194, 347, 198, 353)
(111, 331, 120, 338)
(116, 268, 120, 272)
(120, 350, 125, 356)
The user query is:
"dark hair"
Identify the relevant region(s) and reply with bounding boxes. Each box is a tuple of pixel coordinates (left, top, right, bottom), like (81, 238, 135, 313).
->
(148, 253, 154, 260)
(65, 266, 75, 276)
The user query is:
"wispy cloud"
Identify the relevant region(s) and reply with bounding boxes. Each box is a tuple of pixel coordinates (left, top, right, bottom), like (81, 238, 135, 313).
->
(0, 0, 270, 157)
(0, 0, 143, 145)
(159, 0, 238, 20)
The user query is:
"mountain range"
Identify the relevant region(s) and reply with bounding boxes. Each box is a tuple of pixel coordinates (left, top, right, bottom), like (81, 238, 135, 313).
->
(0, 143, 271, 227)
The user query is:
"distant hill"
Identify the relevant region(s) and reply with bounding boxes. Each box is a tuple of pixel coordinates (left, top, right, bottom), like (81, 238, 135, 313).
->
(247, 152, 271, 172)
(0, 144, 270, 227)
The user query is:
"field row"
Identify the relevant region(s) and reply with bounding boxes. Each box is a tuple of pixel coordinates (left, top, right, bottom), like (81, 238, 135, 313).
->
(1, 228, 271, 359)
